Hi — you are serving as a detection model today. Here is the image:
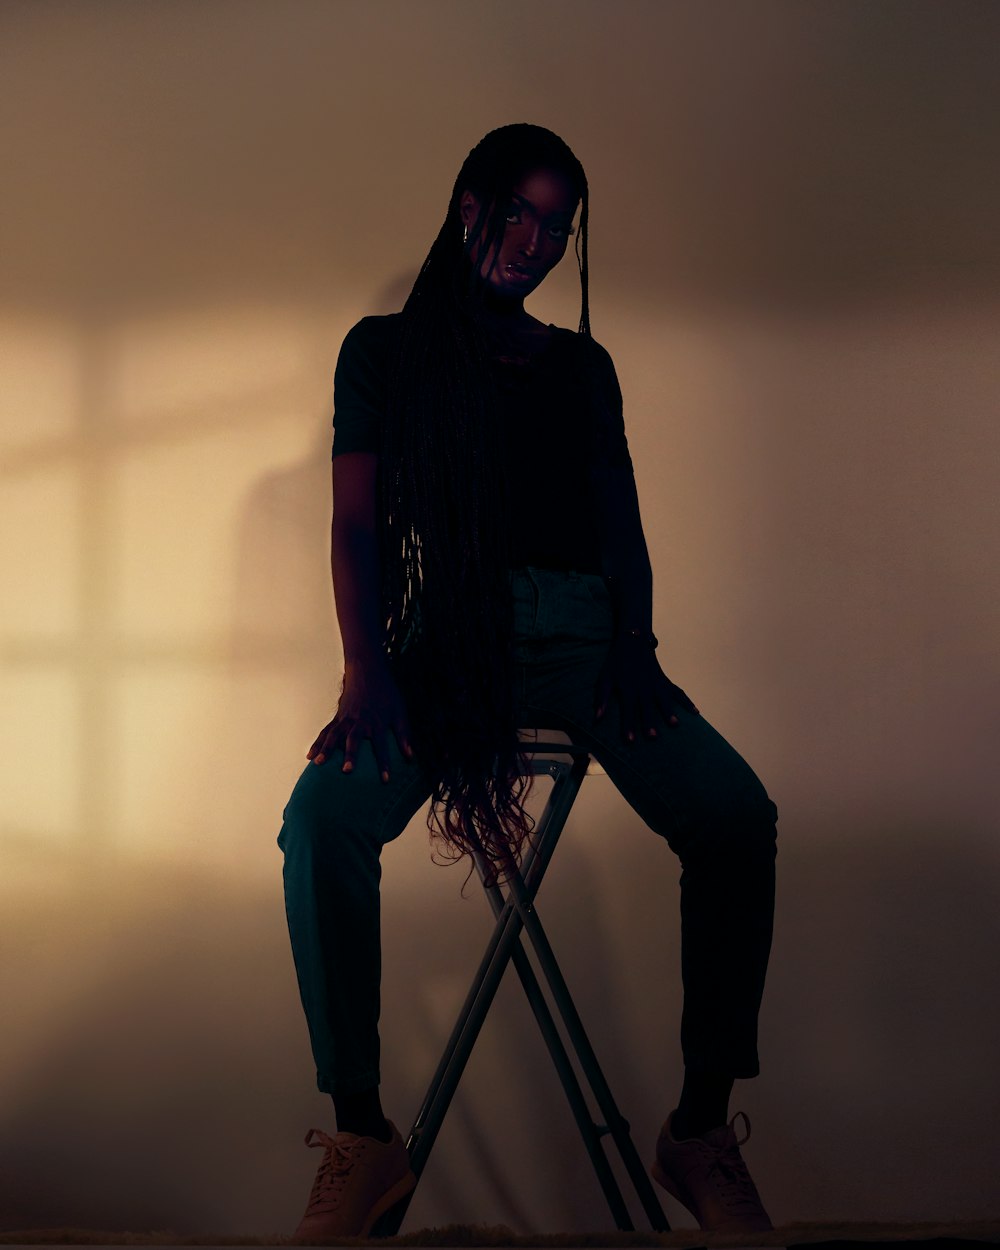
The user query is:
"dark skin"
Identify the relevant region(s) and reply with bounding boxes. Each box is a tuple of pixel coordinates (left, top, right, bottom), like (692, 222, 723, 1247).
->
(308, 165, 699, 778)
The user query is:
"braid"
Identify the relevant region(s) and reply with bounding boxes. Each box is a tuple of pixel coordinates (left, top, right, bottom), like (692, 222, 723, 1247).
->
(378, 123, 590, 888)
(576, 187, 591, 336)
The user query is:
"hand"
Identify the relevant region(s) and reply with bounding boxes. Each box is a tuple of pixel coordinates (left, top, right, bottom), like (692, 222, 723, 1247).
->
(307, 661, 415, 782)
(593, 637, 700, 743)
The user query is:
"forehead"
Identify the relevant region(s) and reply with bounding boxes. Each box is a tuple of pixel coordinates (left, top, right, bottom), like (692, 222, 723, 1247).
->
(509, 166, 579, 216)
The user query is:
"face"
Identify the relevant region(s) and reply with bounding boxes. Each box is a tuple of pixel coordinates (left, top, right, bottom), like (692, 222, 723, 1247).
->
(459, 166, 580, 301)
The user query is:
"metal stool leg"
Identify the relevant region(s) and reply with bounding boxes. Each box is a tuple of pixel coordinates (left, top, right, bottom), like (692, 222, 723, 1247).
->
(371, 743, 669, 1235)
(374, 751, 586, 1234)
(492, 816, 670, 1231)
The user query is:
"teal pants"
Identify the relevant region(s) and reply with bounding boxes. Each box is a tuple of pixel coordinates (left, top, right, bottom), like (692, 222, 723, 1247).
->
(277, 566, 778, 1096)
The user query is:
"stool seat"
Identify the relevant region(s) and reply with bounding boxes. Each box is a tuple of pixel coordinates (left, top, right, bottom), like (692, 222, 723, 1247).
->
(516, 726, 607, 775)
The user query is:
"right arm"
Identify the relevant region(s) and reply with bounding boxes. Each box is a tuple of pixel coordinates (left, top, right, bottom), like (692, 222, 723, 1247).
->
(306, 452, 415, 778)
(330, 451, 385, 669)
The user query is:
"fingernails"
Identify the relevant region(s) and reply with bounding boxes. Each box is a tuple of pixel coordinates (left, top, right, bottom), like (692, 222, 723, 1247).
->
(381, 770, 390, 783)
(314, 753, 325, 764)
(647, 728, 657, 738)
(669, 715, 679, 725)
(342, 761, 352, 773)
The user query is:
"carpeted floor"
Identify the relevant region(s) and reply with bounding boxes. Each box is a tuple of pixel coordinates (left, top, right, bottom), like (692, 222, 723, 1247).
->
(2, 1221, 1000, 1248)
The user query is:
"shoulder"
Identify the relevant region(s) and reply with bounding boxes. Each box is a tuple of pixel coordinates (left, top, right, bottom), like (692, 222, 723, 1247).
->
(554, 329, 620, 393)
(583, 332, 616, 368)
(339, 312, 405, 358)
(551, 325, 616, 365)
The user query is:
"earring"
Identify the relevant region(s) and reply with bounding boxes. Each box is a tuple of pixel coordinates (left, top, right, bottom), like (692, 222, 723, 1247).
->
(463, 224, 468, 244)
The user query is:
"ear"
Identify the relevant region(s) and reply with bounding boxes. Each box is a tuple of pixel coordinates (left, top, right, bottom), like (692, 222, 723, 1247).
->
(459, 189, 481, 229)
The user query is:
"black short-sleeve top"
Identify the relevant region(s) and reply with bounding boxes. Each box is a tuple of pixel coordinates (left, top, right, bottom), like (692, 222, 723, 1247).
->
(331, 313, 633, 575)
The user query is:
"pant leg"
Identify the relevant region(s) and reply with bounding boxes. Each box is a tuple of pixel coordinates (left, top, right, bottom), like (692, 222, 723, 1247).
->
(510, 566, 778, 1079)
(277, 729, 435, 1095)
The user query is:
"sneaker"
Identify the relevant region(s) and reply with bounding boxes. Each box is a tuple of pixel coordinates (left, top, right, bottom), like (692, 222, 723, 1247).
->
(291, 1121, 416, 1240)
(651, 1109, 773, 1232)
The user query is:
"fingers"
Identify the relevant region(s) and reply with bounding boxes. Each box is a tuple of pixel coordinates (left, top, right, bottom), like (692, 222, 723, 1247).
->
(310, 719, 416, 779)
(619, 693, 640, 744)
(599, 683, 689, 744)
(341, 725, 359, 774)
(370, 728, 392, 784)
(657, 686, 680, 729)
(652, 673, 697, 725)
(307, 719, 340, 766)
(306, 719, 333, 759)
(596, 674, 657, 744)
(638, 693, 660, 737)
(394, 722, 415, 764)
(616, 685, 671, 744)
(655, 700, 680, 728)
(669, 681, 700, 716)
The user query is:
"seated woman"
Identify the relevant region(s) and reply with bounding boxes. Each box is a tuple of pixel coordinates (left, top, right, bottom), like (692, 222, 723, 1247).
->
(277, 122, 779, 1239)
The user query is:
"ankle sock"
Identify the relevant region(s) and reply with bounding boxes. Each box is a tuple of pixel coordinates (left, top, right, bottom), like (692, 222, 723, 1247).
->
(333, 1086, 393, 1143)
(671, 1069, 734, 1140)
(670, 1111, 720, 1141)
(336, 1117, 393, 1143)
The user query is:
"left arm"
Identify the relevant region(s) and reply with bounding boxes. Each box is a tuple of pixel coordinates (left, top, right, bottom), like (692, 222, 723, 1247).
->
(591, 462, 654, 638)
(591, 462, 698, 738)
(586, 342, 700, 739)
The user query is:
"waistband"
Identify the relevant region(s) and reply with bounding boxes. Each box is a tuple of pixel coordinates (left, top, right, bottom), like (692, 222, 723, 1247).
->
(508, 564, 606, 586)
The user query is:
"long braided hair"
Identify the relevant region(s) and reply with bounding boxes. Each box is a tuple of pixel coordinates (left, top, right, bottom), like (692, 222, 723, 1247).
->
(379, 123, 591, 887)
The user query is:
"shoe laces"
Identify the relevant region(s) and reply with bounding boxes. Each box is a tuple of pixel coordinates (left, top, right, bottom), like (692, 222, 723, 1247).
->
(704, 1112, 763, 1211)
(302, 1127, 361, 1213)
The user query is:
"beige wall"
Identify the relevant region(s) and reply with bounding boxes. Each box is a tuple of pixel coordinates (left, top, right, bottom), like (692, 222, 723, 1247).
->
(2, 0, 998, 1235)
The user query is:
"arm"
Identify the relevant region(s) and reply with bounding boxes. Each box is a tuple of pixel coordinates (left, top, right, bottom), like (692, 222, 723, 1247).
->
(591, 462, 654, 638)
(586, 340, 700, 736)
(591, 462, 699, 736)
(584, 336, 654, 638)
(325, 316, 390, 663)
(307, 456, 415, 776)
(330, 451, 386, 669)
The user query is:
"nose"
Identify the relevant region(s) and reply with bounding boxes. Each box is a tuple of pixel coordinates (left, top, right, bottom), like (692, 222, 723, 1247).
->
(519, 222, 542, 258)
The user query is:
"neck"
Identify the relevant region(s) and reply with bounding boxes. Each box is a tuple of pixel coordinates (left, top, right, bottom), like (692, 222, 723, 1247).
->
(477, 285, 530, 327)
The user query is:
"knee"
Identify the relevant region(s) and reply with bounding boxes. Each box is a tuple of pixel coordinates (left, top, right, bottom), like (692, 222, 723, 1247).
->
(277, 783, 319, 862)
(687, 781, 778, 866)
(277, 762, 367, 864)
(731, 782, 778, 857)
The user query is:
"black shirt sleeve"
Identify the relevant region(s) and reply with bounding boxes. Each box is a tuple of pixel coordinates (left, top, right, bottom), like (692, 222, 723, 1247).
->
(586, 337, 634, 473)
(331, 316, 395, 458)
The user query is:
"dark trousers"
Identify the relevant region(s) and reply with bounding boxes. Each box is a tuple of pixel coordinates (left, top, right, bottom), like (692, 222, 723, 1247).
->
(277, 566, 778, 1096)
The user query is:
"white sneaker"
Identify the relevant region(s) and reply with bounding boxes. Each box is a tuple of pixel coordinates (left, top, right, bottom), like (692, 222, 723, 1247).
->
(651, 1109, 774, 1232)
(292, 1122, 416, 1240)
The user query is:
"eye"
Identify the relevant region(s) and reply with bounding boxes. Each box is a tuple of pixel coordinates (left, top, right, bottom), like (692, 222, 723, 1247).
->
(505, 208, 522, 224)
(549, 224, 576, 240)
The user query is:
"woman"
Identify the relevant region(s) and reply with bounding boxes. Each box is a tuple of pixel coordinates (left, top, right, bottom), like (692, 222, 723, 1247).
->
(277, 123, 779, 1239)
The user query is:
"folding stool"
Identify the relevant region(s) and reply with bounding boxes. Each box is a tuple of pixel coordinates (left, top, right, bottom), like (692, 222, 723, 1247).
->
(373, 731, 670, 1235)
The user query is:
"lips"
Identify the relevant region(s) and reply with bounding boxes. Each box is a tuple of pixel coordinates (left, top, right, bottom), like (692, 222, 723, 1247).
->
(506, 263, 540, 280)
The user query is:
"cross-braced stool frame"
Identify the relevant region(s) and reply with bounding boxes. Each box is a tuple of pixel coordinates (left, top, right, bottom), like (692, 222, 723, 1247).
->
(372, 734, 670, 1235)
